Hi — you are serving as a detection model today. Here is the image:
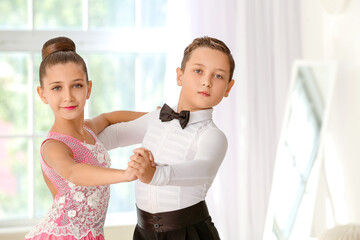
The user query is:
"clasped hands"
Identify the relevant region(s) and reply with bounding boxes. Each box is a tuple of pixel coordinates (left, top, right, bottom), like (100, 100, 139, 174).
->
(126, 147, 156, 184)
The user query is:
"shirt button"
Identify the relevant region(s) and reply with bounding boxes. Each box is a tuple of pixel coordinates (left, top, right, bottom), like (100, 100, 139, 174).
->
(154, 223, 160, 229)
(153, 216, 159, 221)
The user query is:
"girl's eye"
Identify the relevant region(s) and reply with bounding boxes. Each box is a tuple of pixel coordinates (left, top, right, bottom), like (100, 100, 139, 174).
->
(194, 69, 202, 74)
(73, 84, 83, 88)
(215, 74, 223, 79)
(52, 86, 61, 91)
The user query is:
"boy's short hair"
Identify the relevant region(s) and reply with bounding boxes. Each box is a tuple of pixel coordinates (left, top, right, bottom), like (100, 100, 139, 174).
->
(181, 36, 235, 82)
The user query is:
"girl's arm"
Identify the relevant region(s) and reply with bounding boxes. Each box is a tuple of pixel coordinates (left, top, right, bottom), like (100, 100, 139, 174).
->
(42, 139, 136, 186)
(85, 110, 147, 135)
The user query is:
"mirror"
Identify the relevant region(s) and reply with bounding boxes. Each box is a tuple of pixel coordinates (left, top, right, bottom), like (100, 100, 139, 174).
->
(263, 60, 338, 240)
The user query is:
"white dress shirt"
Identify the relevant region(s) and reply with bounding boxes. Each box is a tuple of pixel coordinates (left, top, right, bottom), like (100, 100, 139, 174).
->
(98, 106, 228, 213)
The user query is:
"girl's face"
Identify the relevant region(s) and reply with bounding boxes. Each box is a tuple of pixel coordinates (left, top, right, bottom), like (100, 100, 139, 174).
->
(37, 62, 91, 121)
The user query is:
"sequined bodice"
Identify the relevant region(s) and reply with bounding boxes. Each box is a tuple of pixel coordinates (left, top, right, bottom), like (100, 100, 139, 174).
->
(25, 126, 111, 239)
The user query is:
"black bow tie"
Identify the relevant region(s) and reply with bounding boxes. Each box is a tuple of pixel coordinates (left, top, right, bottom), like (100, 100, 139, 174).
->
(159, 104, 190, 129)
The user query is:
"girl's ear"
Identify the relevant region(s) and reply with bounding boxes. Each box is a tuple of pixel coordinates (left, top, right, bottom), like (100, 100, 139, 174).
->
(86, 80, 92, 100)
(37, 86, 48, 104)
(224, 79, 235, 97)
(176, 67, 183, 86)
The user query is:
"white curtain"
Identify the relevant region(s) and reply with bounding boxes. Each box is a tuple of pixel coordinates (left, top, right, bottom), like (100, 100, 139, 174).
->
(164, 1, 302, 239)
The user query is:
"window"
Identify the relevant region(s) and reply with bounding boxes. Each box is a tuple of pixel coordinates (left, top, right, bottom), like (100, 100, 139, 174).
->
(0, 0, 168, 227)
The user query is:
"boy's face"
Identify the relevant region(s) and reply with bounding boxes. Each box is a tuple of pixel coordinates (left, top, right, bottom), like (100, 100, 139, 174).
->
(176, 47, 234, 112)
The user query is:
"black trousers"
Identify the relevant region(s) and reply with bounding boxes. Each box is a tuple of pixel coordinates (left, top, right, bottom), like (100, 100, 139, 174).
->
(133, 201, 220, 240)
(133, 216, 220, 240)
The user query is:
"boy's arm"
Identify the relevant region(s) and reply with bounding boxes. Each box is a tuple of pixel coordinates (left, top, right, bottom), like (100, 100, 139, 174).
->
(98, 110, 158, 150)
(130, 128, 228, 186)
(85, 111, 147, 135)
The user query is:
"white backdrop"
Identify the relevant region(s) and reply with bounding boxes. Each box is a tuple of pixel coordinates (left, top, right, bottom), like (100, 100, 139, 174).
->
(163, 1, 302, 239)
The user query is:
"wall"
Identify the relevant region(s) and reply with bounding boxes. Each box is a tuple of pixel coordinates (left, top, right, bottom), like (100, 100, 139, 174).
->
(301, 0, 360, 237)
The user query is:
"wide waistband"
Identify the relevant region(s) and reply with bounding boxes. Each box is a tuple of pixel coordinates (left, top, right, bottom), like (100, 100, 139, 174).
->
(136, 201, 210, 232)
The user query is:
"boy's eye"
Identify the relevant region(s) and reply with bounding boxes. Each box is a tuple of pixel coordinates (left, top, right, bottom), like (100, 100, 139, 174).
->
(73, 84, 83, 88)
(52, 86, 61, 91)
(194, 69, 202, 74)
(215, 74, 223, 79)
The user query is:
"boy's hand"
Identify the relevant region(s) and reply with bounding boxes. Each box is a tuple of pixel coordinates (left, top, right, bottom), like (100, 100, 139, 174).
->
(129, 147, 156, 184)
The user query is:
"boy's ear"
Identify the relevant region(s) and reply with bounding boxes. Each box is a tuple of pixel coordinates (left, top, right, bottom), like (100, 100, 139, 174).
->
(224, 79, 235, 97)
(86, 80, 92, 100)
(37, 86, 48, 104)
(176, 67, 183, 86)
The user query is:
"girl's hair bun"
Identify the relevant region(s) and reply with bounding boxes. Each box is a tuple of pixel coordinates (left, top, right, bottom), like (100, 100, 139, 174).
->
(41, 36, 76, 60)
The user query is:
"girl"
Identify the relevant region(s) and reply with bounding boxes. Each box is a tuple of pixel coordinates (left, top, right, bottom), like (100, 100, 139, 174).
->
(25, 36, 145, 240)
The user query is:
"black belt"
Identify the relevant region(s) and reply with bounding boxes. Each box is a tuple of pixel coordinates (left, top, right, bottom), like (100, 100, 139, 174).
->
(136, 201, 210, 232)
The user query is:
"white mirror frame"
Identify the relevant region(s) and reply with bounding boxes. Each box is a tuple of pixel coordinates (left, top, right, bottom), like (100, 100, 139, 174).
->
(263, 60, 338, 240)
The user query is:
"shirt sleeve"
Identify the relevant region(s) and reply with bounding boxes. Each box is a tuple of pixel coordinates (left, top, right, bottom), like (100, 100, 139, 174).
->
(98, 110, 157, 150)
(150, 127, 228, 186)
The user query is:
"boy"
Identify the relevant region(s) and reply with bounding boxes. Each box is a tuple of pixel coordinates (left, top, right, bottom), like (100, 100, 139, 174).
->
(99, 36, 235, 240)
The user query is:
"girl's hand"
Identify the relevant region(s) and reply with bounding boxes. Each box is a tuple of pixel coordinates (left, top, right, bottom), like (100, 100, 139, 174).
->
(124, 167, 138, 182)
(132, 147, 156, 167)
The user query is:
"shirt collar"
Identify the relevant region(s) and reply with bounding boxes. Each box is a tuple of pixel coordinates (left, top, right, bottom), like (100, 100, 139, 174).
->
(173, 105, 213, 125)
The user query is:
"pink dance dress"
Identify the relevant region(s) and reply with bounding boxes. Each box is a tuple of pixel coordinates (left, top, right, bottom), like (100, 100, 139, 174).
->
(25, 126, 111, 240)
